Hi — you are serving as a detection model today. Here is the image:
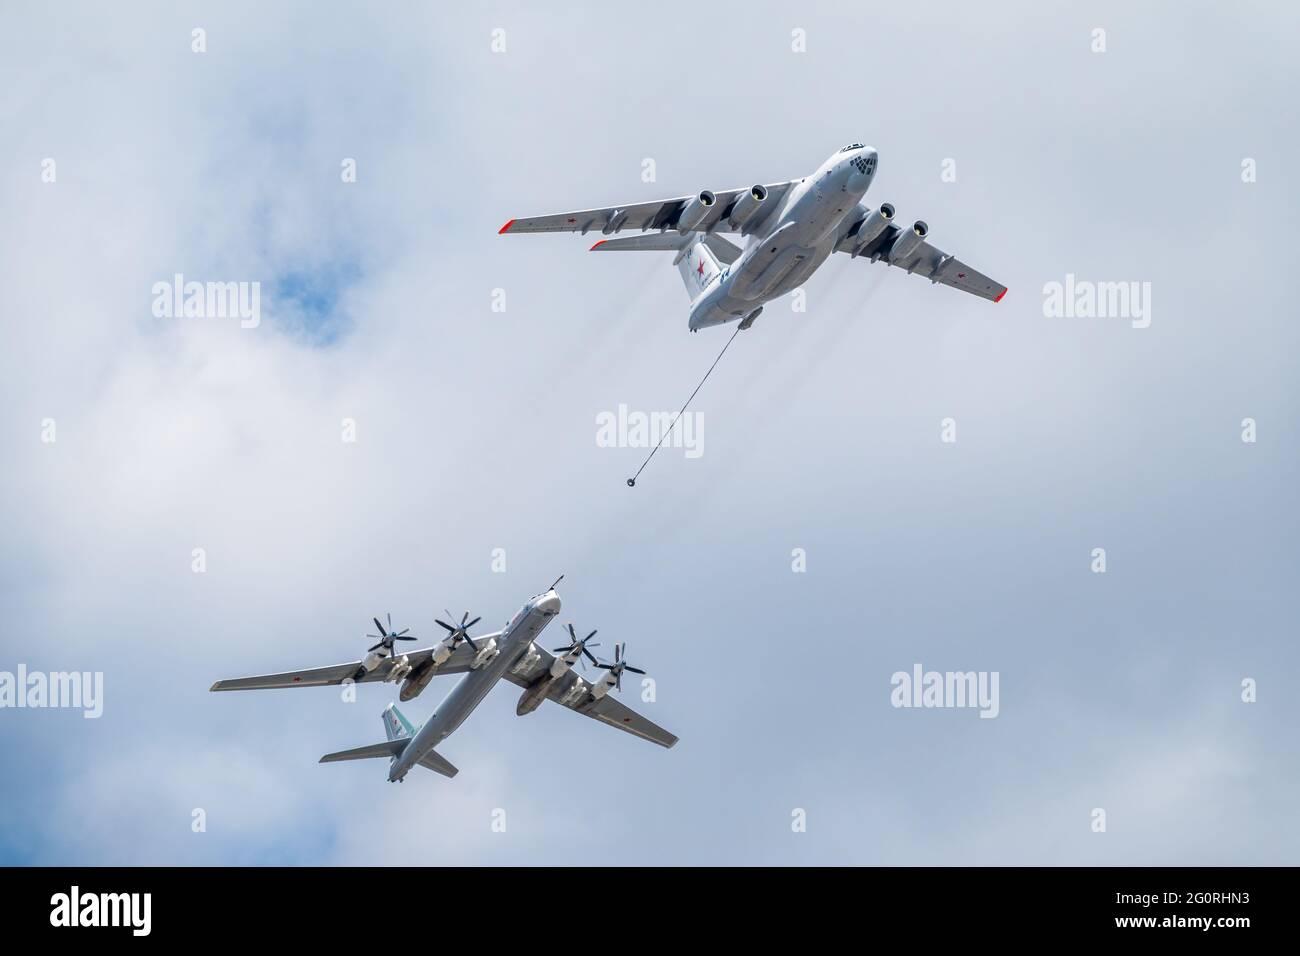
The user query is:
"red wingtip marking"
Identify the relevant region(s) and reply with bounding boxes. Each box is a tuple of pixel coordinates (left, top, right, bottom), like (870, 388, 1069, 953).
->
(589, 240, 606, 251)
(498, 219, 515, 235)
(994, 288, 1007, 303)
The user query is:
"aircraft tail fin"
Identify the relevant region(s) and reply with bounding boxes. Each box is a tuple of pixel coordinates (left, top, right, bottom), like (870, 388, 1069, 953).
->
(675, 239, 723, 302)
(382, 703, 416, 741)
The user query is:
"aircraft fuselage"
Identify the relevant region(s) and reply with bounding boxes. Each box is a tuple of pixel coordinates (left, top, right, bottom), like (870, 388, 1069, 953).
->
(387, 590, 561, 781)
(688, 145, 878, 331)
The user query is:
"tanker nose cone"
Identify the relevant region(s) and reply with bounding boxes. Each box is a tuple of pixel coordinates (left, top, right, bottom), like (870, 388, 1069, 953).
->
(848, 147, 878, 189)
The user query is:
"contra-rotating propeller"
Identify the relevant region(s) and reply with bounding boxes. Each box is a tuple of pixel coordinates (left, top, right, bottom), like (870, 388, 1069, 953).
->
(595, 642, 645, 691)
(367, 613, 417, 657)
(552, 623, 601, 670)
(435, 609, 482, 651)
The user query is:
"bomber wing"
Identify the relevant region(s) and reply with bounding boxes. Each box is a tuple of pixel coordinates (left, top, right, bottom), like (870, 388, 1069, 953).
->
(503, 644, 678, 749)
(209, 635, 503, 691)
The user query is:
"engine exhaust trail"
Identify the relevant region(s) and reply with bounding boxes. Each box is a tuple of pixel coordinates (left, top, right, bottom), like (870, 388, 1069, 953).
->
(627, 324, 743, 487)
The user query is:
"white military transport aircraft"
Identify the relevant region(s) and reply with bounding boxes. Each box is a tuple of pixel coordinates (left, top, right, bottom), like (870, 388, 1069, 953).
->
(210, 579, 676, 781)
(500, 144, 1006, 332)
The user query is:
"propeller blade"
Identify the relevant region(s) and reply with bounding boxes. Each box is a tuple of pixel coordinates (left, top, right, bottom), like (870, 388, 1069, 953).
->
(435, 619, 455, 632)
(567, 623, 577, 641)
(596, 663, 613, 670)
(585, 630, 598, 642)
(582, 647, 599, 665)
(625, 665, 646, 675)
(465, 616, 481, 629)
(396, 635, 416, 642)
(387, 613, 393, 632)
(367, 641, 384, 652)
(373, 617, 388, 637)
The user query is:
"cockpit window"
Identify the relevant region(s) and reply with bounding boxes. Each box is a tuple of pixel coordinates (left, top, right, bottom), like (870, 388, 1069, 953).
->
(850, 153, 875, 176)
(839, 143, 865, 152)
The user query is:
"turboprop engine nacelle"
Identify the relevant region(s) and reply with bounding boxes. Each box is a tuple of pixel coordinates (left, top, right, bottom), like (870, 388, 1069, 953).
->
(590, 671, 617, 701)
(889, 220, 929, 263)
(852, 202, 895, 256)
(728, 184, 768, 231)
(677, 190, 716, 234)
(360, 648, 386, 673)
(431, 640, 455, 667)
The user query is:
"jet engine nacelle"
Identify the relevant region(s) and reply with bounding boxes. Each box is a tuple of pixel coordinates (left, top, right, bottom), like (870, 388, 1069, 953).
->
(677, 190, 716, 234)
(889, 220, 928, 263)
(851, 202, 895, 255)
(728, 184, 768, 231)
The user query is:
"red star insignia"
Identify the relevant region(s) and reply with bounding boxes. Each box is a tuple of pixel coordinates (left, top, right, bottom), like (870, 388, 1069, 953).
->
(697, 259, 705, 277)
(566, 217, 576, 223)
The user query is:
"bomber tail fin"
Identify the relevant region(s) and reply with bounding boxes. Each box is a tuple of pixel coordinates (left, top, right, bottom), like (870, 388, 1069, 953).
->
(382, 703, 416, 741)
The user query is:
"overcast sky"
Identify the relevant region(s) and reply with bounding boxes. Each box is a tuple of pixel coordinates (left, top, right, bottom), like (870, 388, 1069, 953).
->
(2, 1, 1297, 865)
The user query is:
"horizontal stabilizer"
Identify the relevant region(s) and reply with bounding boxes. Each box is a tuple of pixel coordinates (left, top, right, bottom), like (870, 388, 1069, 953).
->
(589, 233, 691, 253)
(319, 738, 407, 763)
(701, 234, 742, 265)
(588, 233, 742, 266)
(417, 749, 459, 778)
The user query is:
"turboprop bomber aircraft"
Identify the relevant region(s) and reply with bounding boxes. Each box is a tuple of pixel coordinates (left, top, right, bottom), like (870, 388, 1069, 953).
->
(499, 144, 1006, 332)
(210, 579, 676, 781)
